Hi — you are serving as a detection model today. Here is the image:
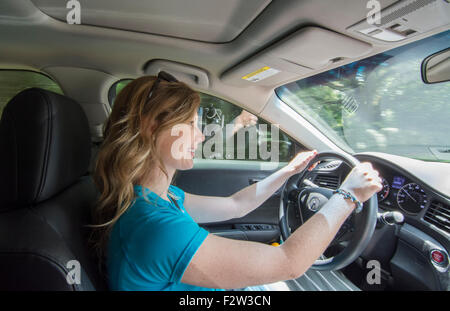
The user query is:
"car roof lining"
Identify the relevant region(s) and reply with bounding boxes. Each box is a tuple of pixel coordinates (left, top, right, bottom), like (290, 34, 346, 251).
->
(30, 0, 273, 43)
(1, 0, 449, 129)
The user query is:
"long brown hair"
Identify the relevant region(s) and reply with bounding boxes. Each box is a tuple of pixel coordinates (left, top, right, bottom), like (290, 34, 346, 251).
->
(90, 75, 200, 270)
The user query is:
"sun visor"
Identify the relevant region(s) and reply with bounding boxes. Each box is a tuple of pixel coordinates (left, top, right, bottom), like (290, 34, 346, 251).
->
(221, 27, 372, 87)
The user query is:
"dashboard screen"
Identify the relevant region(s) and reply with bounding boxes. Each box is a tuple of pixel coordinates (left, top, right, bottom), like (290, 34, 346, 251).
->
(392, 176, 406, 189)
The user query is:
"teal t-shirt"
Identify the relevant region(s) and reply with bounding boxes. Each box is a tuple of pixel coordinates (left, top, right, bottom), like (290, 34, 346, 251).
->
(107, 184, 223, 291)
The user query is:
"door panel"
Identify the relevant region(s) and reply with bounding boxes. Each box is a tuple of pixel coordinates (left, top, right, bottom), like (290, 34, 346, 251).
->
(173, 160, 285, 243)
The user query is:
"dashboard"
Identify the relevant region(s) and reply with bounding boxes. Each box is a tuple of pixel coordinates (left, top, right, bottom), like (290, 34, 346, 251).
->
(307, 151, 450, 254)
(354, 153, 450, 242)
(305, 152, 450, 290)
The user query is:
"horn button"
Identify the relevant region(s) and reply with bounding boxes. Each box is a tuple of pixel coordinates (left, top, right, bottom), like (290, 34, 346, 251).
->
(306, 193, 329, 212)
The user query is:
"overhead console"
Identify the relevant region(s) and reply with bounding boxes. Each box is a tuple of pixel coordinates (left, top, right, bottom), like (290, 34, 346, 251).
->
(348, 0, 450, 43)
(221, 26, 372, 87)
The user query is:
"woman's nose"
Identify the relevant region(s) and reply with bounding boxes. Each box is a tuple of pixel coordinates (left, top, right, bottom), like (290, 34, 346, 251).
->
(194, 126, 205, 143)
(198, 130, 205, 143)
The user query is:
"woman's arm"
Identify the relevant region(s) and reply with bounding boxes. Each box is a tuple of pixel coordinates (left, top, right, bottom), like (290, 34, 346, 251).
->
(183, 150, 318, 223)
(183, 193, 239, 223)
(181, 162, 382, 289)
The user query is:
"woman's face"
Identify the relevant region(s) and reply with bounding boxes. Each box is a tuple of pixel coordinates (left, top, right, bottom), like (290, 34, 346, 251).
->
(155, 112, 205, 171)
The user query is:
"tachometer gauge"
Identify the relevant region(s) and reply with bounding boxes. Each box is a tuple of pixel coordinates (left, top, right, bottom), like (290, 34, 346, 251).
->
(377, 177, 390, 202)
(396, 183, 428, 214)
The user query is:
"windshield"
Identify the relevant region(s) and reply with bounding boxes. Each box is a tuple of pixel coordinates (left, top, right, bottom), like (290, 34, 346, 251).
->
(276, 30, 450, 163)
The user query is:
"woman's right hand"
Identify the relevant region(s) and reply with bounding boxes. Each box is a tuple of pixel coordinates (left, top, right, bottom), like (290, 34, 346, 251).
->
(339, 162, 383, 204)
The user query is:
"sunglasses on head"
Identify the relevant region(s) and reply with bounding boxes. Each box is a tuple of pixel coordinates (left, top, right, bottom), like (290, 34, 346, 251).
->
(147, 71, 203, 127)
(146, 71, 179, 103)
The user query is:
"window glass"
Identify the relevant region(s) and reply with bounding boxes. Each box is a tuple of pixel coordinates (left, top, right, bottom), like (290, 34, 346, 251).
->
(276, 30, 450, 162)
(0, 70, 64, 117)
(107, 78, 301, 163)
(108, 79, 133, 107)
(198, 93, 299, 162)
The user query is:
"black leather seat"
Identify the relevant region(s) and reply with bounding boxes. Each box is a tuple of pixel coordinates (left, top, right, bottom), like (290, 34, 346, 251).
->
(0, 88, 106, 290)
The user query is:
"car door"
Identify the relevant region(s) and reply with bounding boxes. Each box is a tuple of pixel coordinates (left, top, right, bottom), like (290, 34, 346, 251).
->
(173, 93, 306, 244)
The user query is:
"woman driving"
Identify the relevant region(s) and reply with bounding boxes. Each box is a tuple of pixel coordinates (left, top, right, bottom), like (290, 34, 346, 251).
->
(91, 72, 383, 291)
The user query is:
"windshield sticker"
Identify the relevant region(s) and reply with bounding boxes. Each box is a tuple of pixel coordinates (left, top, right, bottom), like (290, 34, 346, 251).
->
(341, 94, 359, 114)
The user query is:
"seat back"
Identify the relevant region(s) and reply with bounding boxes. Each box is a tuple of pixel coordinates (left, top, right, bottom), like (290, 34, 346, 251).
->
(0, 88, 106, 290)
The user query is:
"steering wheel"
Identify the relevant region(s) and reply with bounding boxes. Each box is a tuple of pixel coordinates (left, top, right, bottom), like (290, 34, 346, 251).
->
(279, 150, 378, 271)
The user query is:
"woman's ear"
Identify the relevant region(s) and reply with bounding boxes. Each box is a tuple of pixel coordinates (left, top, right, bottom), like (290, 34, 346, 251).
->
(148, 121, 158, 133)
(142, 116, 158, 137)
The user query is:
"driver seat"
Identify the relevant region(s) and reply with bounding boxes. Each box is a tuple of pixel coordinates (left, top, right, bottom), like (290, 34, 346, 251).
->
(0, 88, 106, 290)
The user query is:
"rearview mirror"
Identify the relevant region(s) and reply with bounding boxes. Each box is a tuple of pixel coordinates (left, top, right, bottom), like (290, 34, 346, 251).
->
(421, 47, 450, 84)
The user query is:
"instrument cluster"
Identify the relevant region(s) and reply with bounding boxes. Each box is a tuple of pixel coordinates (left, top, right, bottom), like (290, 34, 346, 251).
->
(377, 174, 428, 215)
(312, 159, 431, 216)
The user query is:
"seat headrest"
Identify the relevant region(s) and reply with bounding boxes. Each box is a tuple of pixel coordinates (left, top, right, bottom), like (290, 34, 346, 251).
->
(0, 88, 91, 210)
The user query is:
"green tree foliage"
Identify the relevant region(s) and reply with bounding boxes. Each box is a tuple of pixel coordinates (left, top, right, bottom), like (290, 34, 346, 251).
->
(276, 30, 450, 162)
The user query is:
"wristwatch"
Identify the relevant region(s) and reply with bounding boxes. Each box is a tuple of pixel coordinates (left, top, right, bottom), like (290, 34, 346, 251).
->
(333, 188, 363, 213)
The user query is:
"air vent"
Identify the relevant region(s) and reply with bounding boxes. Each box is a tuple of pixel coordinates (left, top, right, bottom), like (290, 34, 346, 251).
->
(314, 174, 340, 189)
(424, 201, 450, 234)
(316, 160, 342, 171)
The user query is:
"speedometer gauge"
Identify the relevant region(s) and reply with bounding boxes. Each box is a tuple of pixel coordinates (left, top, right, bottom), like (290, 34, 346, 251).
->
(396, 183, 428, 214)
(377, 177, 390, 202)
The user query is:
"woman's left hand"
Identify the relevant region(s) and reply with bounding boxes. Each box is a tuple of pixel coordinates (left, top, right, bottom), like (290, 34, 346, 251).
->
(283, 150, 319, 177)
